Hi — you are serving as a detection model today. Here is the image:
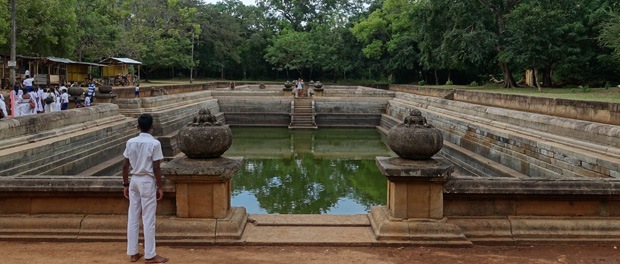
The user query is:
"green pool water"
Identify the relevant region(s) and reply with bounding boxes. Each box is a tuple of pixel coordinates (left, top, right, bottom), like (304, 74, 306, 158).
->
(227, 127, 393, 214)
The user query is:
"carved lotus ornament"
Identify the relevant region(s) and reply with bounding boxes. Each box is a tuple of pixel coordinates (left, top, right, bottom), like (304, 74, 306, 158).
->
(387, 108, 443, 160)
(177, 108, 233, 159)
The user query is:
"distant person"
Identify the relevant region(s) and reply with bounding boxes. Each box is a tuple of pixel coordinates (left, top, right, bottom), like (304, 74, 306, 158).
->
(35, 85, 44, 113)
(24, 69, 30, 77)
(22, 75, 34, 92)
(122, 114, 169, 264)
(54, 86, 61, 112)
(28, 88, 38, 115)
(295, 78, 303, 98)
(19, 89, 33, 116)
(11, 85, 22, 117)
(43, 88, 56, 113)
(84, 93, 91, 107)
(59, 83, 68, 93)
(74, 96, 86, 108)
(87, 81, 96, 102)
(134, 84, 140, 97)
(60, 90, 69, 110)
(0, 94, 7, 119)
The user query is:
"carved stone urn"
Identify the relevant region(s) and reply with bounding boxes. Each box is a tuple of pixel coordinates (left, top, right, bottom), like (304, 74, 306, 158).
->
(314, 81, 323, 90)
(68, 87, 84, 97)
(177, 108, 233, 159)
(98, 85, 112, 94)
(387, 108, 443, 160)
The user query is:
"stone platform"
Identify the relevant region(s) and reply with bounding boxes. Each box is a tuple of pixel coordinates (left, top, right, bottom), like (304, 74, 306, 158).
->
(1, 214, 619, 246)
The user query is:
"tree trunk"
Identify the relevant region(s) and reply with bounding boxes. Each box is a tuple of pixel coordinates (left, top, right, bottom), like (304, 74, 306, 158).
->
(499, 62, 517, 88)
(533, 67, 541, 92)
(220, 66, 224, 80)
(542, 67, 553, 87)
(434, 69, 439, 85)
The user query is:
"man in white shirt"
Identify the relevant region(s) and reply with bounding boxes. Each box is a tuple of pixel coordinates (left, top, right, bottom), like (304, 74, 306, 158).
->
(60, 90, 69, 110)
(59, 83, 68, 93)
(122, 114, 169, 264)
(22, 75, 35, 92)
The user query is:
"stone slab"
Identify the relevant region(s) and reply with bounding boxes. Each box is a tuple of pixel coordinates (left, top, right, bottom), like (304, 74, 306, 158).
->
(162, 156, 243, 180)
(248, 214, 370, 226)
(368, 206, 472, 246)
(376, 157, 453, 182)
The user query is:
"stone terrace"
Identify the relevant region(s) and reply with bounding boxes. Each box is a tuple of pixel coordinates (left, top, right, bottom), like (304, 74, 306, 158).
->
(0, 84, 619, 244)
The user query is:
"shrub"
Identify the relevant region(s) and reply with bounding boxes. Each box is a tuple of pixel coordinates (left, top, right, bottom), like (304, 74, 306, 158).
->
(418, 80, 425, 86)
(469, 81, 478, 87)
(578, 85, 591, 93)
(445, 79, 453, 85)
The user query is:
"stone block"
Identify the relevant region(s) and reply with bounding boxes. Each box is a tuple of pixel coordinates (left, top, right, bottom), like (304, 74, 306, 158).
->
(368, 206, 471, 246)
(444, 199, 516, 217)
(509, 216, 620, 241)
(516, 200, 601, 216)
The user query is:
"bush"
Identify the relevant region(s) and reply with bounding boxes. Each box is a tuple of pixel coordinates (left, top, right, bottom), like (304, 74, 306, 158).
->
(469, 81, 479, 87)
(579, 85, 591, 93)
(418, 80, 425, 86)
(445, 79, 453, 85)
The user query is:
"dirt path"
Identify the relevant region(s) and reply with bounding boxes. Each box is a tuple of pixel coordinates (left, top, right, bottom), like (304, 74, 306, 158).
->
(1, 241, 619, 263)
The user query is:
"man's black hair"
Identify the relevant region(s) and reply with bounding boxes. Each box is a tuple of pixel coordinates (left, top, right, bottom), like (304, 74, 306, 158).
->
(137, 114, 153, 133)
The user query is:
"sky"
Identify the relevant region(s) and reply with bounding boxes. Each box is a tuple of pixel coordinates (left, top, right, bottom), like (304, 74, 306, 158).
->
(202, 0, 256, 6)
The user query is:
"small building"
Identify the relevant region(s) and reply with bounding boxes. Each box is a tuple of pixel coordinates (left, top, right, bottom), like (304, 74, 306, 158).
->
(99, 57, 142, 86)
(0, 55, 105, 87)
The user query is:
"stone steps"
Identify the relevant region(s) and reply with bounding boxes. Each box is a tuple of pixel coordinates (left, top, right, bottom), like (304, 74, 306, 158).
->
(0, 117, 135, 176)
(76, 155, 125, 176)
(386, 96, 620, 179)
(289, 99, 317, 129)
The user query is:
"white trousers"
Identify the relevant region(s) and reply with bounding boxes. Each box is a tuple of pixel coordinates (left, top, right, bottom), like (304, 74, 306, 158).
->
(127, 175, 158, 259)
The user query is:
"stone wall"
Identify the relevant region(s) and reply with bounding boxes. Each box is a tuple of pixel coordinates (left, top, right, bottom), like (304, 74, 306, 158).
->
(214, 95, 292, 126)
(390, 85, 620, 125)
(0, 104, 136, 176)
(383, 92, 620, 180)
(0, 175, 175, 215)
(315, 96, 391, 127)
(113, 90, 222, 137)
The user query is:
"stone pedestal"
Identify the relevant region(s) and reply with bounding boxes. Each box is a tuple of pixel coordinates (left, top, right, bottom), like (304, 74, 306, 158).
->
(369, 157, 471, 246)
(95, 93, 117, 104)
(161, 156, 247, 239)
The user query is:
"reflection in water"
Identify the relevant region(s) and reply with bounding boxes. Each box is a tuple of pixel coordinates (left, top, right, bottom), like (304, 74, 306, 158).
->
(228, 127, 393, 214)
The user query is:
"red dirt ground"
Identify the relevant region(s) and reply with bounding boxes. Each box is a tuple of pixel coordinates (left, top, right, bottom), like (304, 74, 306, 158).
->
(0, 241, 619, 263)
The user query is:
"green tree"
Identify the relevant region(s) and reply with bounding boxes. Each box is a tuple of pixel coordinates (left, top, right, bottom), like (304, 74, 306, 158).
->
(600, 11, 620, 58)
(264, 28, 313, 79)
(351, 0, 423, 82)
(0, 0, 10, 47)
(503, 0, 587, 90)
(256, 0, 364, 32)
(196, 1, 243, 79)
(74, 0, 124, 61)
(121, 0, 200, 78)
(14, 0, 78, 57)
(478, 0, 523, 88)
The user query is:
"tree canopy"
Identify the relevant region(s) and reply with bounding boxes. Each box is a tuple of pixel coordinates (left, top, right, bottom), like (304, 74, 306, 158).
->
(2, 0, 620, 86)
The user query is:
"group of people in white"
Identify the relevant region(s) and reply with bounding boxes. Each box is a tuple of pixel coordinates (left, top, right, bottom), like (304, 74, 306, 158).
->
(293, 78, 314, 98)
(0, 72, 94, 119)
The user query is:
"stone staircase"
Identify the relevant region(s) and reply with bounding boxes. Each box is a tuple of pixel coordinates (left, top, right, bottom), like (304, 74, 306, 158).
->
(0, 105, 136, 176)
(289, 98, 317, 129)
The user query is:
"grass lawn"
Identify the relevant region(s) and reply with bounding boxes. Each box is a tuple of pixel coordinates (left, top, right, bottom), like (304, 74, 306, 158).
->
(142, 79, 620, 103)
(425, 85, 620, 103)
